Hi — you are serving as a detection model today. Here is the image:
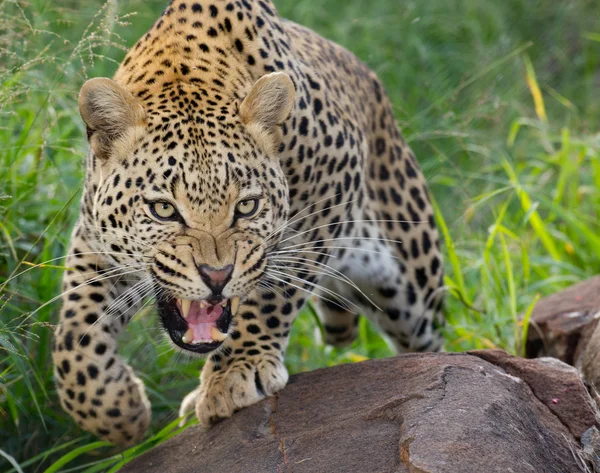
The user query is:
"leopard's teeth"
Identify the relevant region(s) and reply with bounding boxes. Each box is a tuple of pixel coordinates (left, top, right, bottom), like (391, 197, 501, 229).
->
(220, 300, 228, 307)
(199, 300, 209, 309)
(182, 328, 193, 344)
(180, 299, 192, 319)
(230, 296, 241, 316)
(210, 326, 228, 341)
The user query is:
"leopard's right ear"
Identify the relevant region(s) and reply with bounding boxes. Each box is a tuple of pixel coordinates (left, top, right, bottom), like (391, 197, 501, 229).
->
(79, 78, 145, 161)
(239, 72, 295, 153)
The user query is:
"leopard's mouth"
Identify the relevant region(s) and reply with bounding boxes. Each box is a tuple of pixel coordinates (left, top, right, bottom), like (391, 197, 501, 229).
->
(157, 296, 240, 354)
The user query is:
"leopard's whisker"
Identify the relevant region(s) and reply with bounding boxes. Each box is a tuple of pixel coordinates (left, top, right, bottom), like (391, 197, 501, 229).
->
(0, 251, 150, 289)
(257, 280, 288, 303)
(276, 235, 404, 251)
(271, 245, 400, 259)
(79, 277, 156, 345)
(268, 261, 353, 293)
(73, 263, 153, 282)
(268, 256, 382, 311)
(276, 218, 426, 247)
(104, 277, 155, 320)
(270, 249, 340, 258)
(25, 266, 150, 323)
(269, 257, 357, 291)
(264, 268, 362, 313)
(420, 284, 449, 319)
(267, 261, 378, 311)
(265, 193, 351, 243)
(263, 273, 357, 315)
(264, 193, 340, 241)
(122, 284, 157, 322)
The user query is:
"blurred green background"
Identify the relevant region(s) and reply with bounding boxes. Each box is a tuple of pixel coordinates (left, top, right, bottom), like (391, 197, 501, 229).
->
(1, 0, 599, 470)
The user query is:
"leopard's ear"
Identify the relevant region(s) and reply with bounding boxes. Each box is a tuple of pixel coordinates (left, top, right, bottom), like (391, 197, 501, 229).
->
(240, 72, 295, 153)
(79, 78, 145, 161)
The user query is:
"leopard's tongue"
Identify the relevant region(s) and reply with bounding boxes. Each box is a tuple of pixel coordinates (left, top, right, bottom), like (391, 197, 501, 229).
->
(187, 302, 223, 341)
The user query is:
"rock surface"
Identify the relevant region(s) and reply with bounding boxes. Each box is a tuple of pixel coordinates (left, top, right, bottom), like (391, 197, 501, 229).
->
(122, 352, 597, 473)
(526, 276, 600, 389)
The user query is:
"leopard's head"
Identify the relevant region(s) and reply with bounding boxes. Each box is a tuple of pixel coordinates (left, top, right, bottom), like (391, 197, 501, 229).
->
(78, 72, 295, 353)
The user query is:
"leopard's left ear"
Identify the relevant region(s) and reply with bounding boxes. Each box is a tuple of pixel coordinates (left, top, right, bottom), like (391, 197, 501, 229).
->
(240, 72, 295, 153)
(79, 78, 145, 161)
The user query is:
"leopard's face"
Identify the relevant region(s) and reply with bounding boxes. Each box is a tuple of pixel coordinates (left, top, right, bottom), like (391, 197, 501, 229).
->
(88, 119, 289, 355)
(80, 73, 295, 354)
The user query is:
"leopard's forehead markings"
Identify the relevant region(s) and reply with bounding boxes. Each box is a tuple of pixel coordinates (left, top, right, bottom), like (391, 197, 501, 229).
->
(132, 122, 263, 210)
(122, 78, 265, 210)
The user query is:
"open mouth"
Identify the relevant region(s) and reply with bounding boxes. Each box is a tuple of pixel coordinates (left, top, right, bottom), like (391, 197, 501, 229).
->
(157, 296, 240, 354)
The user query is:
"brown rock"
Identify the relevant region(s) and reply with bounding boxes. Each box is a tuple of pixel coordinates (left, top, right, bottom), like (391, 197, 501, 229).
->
(581, 324, 600, 391)
(525, 276, 600, 389)
(470, 349, 596, 440)
(122, 352, 596, 473)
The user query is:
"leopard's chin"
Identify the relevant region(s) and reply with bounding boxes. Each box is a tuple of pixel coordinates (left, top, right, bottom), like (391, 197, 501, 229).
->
(157, 296, 239, 354)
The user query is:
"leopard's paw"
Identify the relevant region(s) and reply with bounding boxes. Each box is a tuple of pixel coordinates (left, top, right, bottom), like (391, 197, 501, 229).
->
(178, 386, 201, 427)
(195, 354, 288, 428)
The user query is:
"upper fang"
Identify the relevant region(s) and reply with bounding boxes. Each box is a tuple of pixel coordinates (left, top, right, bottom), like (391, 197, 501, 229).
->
(230, 296, 241, 316)
(180, 299, 192, 318)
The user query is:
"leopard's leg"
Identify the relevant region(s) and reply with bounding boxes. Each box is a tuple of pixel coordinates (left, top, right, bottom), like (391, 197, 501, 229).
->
(366, 224, 444, 353)
(313, 280, 359, 348)
(178, 386, 201, 420)
(52, 230, 151, 446)
(181, 287, 306, 428)
(317, 220, 444, 353)
(354, 87, 445, 352)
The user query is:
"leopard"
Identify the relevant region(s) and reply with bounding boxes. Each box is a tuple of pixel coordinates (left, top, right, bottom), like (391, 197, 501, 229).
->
(52, 0, 445, 446)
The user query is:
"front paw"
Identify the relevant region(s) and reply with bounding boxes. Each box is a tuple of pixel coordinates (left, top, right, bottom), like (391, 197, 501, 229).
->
(178, 386, 201, 427)
(195, 354, 288, 428)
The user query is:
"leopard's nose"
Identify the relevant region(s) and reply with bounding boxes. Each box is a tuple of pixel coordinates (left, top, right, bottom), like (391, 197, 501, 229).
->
(198, 264, 233, 296)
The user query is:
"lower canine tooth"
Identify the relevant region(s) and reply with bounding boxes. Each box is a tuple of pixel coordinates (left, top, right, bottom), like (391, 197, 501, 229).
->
(182, 328, 193, 344)
(211, 326, 227, 341)
(230, 296, 241, 316)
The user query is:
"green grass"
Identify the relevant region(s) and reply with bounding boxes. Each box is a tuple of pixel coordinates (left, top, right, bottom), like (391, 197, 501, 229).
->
(1, 0, 599, 470)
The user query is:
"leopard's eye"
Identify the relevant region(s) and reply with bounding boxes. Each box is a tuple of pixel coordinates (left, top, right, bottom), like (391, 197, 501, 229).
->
(150, 201, 179, 221)
(235, 198, 259, 218)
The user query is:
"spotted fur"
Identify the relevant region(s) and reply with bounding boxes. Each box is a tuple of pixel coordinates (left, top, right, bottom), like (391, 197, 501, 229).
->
(52, 0, 445, 446)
